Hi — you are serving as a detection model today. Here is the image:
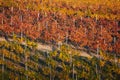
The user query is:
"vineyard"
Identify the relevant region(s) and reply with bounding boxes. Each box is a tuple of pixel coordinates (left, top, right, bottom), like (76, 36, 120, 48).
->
(0, 0, 120, 80)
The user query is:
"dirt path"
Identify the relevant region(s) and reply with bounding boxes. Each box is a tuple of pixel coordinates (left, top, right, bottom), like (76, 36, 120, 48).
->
(0, 37, 52, 51)
(0, 37, 120, 65)
(0, 37, 91, 57)
(37, 43, 52, 51)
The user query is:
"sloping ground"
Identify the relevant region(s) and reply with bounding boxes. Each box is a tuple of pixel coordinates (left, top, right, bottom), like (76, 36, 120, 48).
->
(0, 37, 120, 80)
(0, 37, 52, 51)
(37, 43, 52, 52)
(0, 0, 120, 55)
(0, 37, 91, 57)
(0, 37, 119, 63)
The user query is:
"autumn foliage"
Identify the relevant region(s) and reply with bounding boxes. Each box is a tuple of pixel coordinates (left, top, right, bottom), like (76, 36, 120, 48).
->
(0, 0, 120, 54)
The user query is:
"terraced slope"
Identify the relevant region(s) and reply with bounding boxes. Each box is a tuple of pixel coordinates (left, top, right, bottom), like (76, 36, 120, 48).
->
(0, 0, 120, 54)
(0, 0, 120, 80)
(0, 39, 120, 80)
